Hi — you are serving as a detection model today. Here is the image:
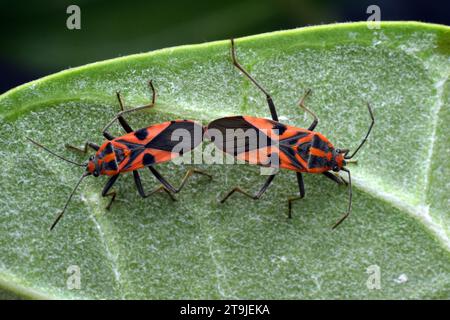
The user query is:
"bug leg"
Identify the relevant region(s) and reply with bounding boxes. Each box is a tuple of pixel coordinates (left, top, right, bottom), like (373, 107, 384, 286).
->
(101, 92, 134, 140)
(102, 91, 136, 139)
(148, 166, 177, 193)
(322, 171, 348, 186)
(297, 89, 318, 131)
(103, 132, 116, 140)
(133, 171, 176, 201)
(65, 142, 100, 154)
(173, 169, 213, 193)
(220, 174, 276, 203)
(102, 174, 120, 210)
(230, 39, 278, 121)
(102, 80, 157, 134)
(287, 172, 305, 218)
(149, 167, 212, 194)
(116, 92, 134, 133)
(332, 168, 352, 229)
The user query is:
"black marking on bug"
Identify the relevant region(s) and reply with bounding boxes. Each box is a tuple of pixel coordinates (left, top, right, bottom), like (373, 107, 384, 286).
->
(311, 135, 330, 153)
(134, 128, 148, 140)
(114, 148, 126, 163)
(103, 160, 118, 171)
(308, 155, 329, 169)
(272, 122, 287, 135)
(115, 139, 144, 150)
(145, 121, 202, 152)
(296, 141, 311, 162)
(285, 138, 300, 145)
(105, 142, 114, 153)
(123, 149, 144, 170)
(208, 116, 276, 155)
(208, 116, 253, 133)
(143, 153, 155, 166)
(280, 132, 309, 146)
(100, 142, 115, 158)
(279, 145, 303, 169)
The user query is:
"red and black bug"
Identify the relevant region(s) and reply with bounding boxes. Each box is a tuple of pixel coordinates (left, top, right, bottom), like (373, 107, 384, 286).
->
(28, 80, 211, 230)
(206, 40, 374, 228)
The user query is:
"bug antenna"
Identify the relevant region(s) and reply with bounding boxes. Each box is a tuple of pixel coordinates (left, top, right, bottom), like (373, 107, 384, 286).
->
(26, 137, 84, 167)
(50, 172, 90, 231)
(344, 102, 375, 159)
(332, 168, 351, 229)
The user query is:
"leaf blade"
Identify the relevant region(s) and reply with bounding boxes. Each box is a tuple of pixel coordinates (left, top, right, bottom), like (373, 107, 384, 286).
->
(0, 22, 449, 299)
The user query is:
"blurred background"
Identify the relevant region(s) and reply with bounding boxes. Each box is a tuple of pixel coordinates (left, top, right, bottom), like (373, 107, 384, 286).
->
(0, 0, 448, 93)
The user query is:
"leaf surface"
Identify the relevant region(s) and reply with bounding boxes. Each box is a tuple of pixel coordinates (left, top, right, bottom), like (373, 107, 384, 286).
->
(0, 22, 449, 299)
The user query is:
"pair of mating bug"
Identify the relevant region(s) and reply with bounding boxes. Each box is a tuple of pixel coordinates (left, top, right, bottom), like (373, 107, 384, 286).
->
(29, 39, 374, 231)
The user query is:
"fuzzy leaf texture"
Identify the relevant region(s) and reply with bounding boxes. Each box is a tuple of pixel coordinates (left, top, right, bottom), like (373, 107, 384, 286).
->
(0, 22, 449, 299)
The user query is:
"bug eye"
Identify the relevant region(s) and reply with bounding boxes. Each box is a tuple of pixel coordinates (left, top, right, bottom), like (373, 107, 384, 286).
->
(333, 165, 339, 172)
(89, 155, 94, 161)
(335, 148, 341, 153)
(93, 170, 99, 177)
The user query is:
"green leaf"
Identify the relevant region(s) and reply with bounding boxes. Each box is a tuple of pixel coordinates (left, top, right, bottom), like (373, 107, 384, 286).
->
(1, 22, 449, 299)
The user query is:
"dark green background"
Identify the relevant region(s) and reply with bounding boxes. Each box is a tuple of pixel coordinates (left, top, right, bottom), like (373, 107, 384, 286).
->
(0, 0, 448, 93)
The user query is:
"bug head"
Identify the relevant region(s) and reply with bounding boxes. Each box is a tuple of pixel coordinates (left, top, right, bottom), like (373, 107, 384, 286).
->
(86, 142, 120, 177)
(331, 148, 347, 172)
(86, 154, 101, 177)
